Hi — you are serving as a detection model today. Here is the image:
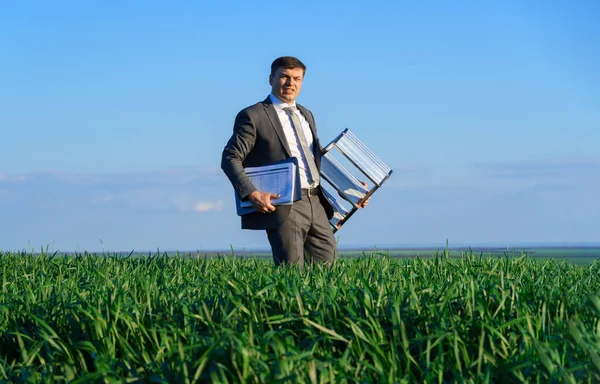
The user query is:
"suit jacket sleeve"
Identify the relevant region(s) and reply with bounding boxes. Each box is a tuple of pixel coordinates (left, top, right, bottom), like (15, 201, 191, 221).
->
(221, 109, 258, 200)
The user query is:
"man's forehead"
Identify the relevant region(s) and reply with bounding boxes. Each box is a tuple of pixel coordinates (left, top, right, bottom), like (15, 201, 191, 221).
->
(277, 67, 304, 76)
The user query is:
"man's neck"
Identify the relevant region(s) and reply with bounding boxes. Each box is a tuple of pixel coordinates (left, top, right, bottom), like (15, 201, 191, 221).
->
(270, 93, 296, 107)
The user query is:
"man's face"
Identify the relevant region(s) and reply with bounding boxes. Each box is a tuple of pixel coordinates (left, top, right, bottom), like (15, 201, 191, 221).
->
(269, 67, 304, 104)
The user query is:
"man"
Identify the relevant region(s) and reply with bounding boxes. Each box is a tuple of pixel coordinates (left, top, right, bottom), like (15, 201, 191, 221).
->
(221, 56, 367, 267)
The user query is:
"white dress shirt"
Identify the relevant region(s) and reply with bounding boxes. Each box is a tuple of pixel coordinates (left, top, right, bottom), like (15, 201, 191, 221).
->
(269, 93, 318, 189)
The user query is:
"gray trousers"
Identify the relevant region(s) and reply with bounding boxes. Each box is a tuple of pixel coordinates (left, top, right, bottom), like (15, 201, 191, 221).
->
(266, 190, 336, 267)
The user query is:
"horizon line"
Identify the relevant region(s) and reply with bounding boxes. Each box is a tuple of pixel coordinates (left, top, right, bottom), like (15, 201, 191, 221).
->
(4, 241, 600, 254)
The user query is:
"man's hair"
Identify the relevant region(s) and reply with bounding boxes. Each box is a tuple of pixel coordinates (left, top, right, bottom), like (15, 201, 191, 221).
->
(270, 56, 306, 76)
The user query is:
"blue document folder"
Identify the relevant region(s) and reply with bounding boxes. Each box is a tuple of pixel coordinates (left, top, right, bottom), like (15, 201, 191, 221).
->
(235, 157, 302, 216)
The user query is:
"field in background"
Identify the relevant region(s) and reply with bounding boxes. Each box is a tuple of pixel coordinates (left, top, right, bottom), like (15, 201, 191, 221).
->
(1, 250, 599, 382)
(340, 247, 600, 265)
(203, 247, 600, 265)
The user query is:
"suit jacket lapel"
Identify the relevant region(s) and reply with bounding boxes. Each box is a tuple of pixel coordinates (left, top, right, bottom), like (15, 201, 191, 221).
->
(262, 96, 292, 157)
(296, 104, 317, 140)
(296, 104, 321, 168)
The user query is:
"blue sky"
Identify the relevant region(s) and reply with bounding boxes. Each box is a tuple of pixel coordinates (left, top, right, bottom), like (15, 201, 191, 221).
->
(1, 1, 599, 252)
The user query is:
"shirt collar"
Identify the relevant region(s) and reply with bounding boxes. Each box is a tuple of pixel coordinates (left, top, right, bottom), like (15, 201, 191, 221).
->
(270, 93, 296, 111)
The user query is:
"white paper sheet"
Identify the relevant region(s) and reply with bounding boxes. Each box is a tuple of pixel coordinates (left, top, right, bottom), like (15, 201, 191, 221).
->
(240, 162, 297, 208)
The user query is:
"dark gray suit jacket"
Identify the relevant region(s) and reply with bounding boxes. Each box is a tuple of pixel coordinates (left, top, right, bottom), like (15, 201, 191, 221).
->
(221, 96, 334, 230)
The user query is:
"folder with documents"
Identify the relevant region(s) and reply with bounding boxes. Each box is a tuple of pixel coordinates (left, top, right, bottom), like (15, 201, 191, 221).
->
(235, 157, 301, 216)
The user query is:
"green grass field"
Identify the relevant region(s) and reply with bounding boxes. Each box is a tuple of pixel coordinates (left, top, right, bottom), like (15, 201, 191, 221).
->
(338, 247, 600, 265)
(220, 246, 600, 265)
(1, 250, 599, 383)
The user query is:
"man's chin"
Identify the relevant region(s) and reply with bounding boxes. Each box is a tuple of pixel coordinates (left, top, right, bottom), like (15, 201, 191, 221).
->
(274, 92, 296, 103)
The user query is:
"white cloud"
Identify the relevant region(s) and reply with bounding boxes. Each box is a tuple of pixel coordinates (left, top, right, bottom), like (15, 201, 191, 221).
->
(91, 193, 116, 203)
(193, 200, 224, 213)
(0, 173, 26, 182)
(0, 169, 232, 217)
(171, 199, 225, 213)
(480, 158, 600, 178)
(0, 168, 225, 187)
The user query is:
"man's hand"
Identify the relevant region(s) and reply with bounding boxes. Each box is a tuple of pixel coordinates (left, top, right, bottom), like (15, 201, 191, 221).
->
(248, 190, 280, 214)
(358, 181, 371, 208)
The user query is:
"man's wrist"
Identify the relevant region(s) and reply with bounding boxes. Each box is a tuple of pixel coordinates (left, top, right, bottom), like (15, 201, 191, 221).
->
(247, 190, 260, 202)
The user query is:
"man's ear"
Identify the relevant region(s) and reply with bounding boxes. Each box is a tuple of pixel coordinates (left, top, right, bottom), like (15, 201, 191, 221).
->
(268, 74, 273, 85)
